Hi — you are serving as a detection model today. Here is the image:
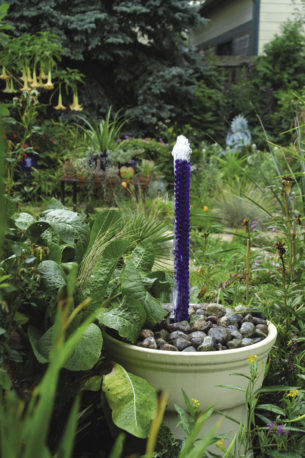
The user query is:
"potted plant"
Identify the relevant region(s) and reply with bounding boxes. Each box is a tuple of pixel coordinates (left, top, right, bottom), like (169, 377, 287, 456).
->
(138, 159, 155, 184)
(119, 165, 135, 184)
(91, 168, 104, 185)
(62, 160, 76, 179)
(102, 136, 277, 443)
(74, 158, 89, 187)
(105, 166, 119, 187)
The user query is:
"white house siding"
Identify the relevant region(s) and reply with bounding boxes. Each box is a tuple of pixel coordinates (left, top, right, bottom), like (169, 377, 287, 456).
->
(191, 0, 253, 47)
(259, 0, 303, 54)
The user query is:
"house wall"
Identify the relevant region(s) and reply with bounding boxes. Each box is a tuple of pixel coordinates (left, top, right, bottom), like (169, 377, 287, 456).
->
(259, 0, 303, 54)
(191, 0, 253, 47)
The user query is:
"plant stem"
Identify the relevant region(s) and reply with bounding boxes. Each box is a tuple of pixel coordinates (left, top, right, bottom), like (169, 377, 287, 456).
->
(246, 238, 251, 305)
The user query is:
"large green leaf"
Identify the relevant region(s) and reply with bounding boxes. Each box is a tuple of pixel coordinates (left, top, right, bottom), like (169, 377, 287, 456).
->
(121, 262, 167, 327)
(80, 239, 130, 317)
(38, 260, 66, 291)
(39, 209, 90, 261)
(99, 297, 145, 344)
(28, 324, 103, 371)
(129, 243, 155, 272)
(102, 363, 157, 438)
(63, 324, 103, 371)
(12, 212, 35, 231)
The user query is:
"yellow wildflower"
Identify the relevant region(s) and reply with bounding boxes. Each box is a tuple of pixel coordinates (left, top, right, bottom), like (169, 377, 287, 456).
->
(288, 389, 299, 398)
(203, 205, 208, 212)
(191, 398, 200, 409)
(121, 181, 128, 189)
(216, 438, 224, 448)
(248, 355, 258, 364)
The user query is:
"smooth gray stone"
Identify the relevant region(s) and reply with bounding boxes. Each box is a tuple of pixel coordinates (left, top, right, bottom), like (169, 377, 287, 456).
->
(169, 330, 190, 341)
(243, 314, 254, 323)
(240, 322, 255, 337)
(253, 317, 268, 325)
(170, 321, 191, 333)
(218, 314, 238, 327)
(208, 326, 230, 344)
(160, 343, 178, 351)
(182, 346, 197, 352)
(139, 329, 154, 339)
(172, 337, 192, 351)
(227, 339, 242, 349)
(206, 303, 226, 318)
(197, 336, 217, 351)
(241, 338, 255, 347)
(141, 337, 157, 349)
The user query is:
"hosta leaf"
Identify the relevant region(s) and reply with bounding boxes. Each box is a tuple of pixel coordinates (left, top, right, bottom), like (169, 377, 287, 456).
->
(63, 324, 103, 371)
(99, 297, 145, 344)
(121, 262, 167, 327)
(28, 324, 103, 371)
(102, 363, 157, 438)
(12, 212, 35, 231)
(129, 243, 155, 272)
(39, 209, 90, 261)
(38, 260, 66, 290)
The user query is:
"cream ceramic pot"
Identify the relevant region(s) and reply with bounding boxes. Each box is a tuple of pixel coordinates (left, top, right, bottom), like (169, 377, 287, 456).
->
(103, 322, 277, 413)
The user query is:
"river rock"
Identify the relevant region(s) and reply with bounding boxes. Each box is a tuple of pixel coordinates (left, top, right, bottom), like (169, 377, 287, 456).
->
(227, 339, 242, 349)
(160, 343, 178, 351)
(140, 329, 154, 339)
(141, 337, 157, 349)
(241, 338, 255, 347)
(172, 337, 191, 351)
(169, 330, 190, 341)
(208, 326, 230, 344)
(169, 321, 191, 333)
(197, 336, 217, 351)
(189, 331, 206, 347)
(206, 303, 226, 317)
(182, 346, 197, 352)
(240, 322, 255, 337)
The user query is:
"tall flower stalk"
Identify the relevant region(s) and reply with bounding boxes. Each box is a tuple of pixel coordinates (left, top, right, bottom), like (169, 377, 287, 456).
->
(172, 135, 191, 322)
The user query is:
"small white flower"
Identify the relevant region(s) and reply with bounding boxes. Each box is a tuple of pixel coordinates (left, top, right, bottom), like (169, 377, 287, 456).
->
(172, 135, 192, 161)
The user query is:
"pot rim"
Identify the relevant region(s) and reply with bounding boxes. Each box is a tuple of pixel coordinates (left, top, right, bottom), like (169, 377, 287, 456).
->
(103, 321, 277, 360)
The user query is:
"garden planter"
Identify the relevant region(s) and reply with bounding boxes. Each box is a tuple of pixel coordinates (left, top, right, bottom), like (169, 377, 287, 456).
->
(103, 321, 277, 443)
(107, 177, 119, 188)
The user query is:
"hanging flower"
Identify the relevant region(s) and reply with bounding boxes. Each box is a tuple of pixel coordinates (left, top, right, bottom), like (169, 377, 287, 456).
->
(54, 92, 66, 110)
(69, 91, 83, 111)
(43, 69, 54, 90)
(0, 66, 9, 80)
(2, 78, 11, 93)
(39, 67, 48, 80)
(20, 76, 30, 92)
(203, 205, 209, 212)
(27, 67, 33, 83)
(30, 68, 41, 89)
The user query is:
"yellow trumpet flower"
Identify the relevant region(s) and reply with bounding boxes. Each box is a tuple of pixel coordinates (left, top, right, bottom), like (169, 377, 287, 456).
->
(54, 92, 66, 110)
(69, 92, 83, 111)
(20, 76, 31, 92)
(30, 68, 41, 89)
(0, 66, 9, 80)
(27, 67, 33, 83)
(39, 67, 48, 80)
(2, 78, 11, 93)
(43, 69, 54, 90)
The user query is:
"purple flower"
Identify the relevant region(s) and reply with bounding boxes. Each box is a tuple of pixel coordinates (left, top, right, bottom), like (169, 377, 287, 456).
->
(173, 159, 190, 322)
(267, 422, 276, 432)
(277, 425, 284, 436)
(172, 136, 192, 323)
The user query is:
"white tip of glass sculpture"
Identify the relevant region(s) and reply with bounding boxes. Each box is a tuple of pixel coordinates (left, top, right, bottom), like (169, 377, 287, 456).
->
(172, 135, 192, 161)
